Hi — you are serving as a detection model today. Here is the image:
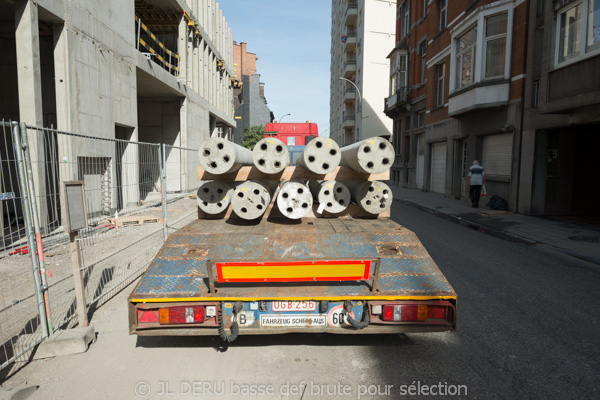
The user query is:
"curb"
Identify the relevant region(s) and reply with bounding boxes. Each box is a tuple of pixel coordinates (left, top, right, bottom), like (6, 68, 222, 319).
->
(393, 197, 536, 245)
(394, 198, 600, 266)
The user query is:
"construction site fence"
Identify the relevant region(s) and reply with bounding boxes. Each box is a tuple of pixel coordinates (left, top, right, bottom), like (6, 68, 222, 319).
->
(0, 120, 200, 377)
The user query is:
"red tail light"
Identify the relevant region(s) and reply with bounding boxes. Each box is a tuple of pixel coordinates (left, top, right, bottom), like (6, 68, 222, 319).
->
(159, 306, 205, 324)
(381, 305, 428, 321)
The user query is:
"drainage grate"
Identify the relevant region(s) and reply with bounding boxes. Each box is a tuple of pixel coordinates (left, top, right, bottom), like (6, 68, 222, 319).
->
(568, 236, 600, 243)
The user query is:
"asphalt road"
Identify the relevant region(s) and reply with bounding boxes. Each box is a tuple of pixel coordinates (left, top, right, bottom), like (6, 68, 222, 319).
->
(4, 201, 600, 399)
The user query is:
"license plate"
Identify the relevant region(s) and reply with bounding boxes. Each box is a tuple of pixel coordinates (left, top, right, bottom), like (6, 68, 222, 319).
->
(272, 300, 317, 312)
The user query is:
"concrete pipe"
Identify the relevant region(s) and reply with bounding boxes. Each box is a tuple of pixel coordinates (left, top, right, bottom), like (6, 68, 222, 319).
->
(296, 137, 341, 174)
(231, 181, 278, 220)
(277, 181, 314, 220)
(340, 137, 394, 174)
(252, 137, 290, 174)
(196, 181, 234, 215)
(198, 137, 254, 174)
(345, 180, 393, 214)
(308, 180, 351, 214)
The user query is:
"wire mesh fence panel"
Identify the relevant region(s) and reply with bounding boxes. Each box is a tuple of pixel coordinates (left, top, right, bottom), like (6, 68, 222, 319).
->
(21, 126, 171, 330)
(0, 124, 201, 374)
(163, 145, 201, 233)
(0, 121, 45, 376)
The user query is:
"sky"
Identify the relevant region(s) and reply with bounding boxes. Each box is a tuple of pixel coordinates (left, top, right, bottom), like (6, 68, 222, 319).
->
(218, 1, 333, 137)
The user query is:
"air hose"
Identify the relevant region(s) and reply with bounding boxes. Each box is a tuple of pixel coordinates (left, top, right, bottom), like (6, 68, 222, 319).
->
(218, 301, 243, 342)
(344, 300, 370, 329)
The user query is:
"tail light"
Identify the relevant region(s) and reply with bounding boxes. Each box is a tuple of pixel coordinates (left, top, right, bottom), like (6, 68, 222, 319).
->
(158, 306, 205, 324)
(382, 305, 428, 321)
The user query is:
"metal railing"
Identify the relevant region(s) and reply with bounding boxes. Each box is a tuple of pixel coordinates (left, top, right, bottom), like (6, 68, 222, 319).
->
(0, 121, 199, 376)
(135, 16, 179, 77)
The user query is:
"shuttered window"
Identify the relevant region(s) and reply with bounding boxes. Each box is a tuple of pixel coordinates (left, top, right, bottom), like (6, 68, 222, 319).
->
(482, 133, 513, 176)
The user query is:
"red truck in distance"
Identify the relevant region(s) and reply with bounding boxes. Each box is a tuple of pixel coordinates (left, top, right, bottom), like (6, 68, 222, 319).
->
(264, 122, 318, 146)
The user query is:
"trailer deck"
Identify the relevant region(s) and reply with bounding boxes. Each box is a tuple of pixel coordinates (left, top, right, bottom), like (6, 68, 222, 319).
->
(129, 218, 456, 302)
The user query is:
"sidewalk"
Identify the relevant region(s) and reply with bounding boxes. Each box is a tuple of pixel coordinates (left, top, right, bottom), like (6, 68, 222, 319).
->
(388, 184, 600, 266)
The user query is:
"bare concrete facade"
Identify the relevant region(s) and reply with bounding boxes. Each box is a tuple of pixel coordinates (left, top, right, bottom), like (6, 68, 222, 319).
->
(0, 0, 236, 218)
(519, 0, 600, 217)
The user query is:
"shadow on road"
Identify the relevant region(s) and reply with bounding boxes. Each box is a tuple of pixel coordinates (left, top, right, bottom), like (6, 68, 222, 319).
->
(136, 332, 417, 352)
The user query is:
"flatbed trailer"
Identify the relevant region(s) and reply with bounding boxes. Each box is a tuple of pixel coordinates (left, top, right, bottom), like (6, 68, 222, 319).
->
(128, 216, 457, 339)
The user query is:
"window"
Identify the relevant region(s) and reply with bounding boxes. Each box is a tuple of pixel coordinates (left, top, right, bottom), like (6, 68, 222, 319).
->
(558, 3, 583, 63)
(556, 0, 600, 64)
(484, 13, 508, 78)
(423, 0, 428, 18)
(401, 1, 411, 38)
(437, 63, 445, 106)
(451, 8, 511, 92)
(532, 79, 540, 107)
(398, 54, 408, 89)
(417, 111, 426, 128)
(440, 0, 448, 31)
(419, 42, 427, 84)
(455, 27, 477, 90)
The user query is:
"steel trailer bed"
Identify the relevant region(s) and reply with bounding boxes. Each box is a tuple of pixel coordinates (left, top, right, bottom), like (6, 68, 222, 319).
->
(129, 217, 457, 337)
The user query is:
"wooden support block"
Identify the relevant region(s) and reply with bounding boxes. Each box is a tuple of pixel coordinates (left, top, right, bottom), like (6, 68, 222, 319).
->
(106, 215, 163, 227)
(197, 165, 390, 182)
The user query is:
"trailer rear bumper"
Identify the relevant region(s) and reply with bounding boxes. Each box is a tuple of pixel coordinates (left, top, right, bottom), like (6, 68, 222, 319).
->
(129, 298, 456, 337)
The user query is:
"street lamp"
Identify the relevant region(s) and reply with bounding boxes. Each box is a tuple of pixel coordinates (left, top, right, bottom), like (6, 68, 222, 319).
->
(278, 113, 291, 122)
(338, 77, 362, 112)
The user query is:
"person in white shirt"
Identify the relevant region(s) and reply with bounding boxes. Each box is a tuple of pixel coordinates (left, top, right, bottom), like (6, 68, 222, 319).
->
(467, 160, 485, 208)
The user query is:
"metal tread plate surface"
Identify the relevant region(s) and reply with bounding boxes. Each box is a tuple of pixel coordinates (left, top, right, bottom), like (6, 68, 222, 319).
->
(130, 218, 456, 300)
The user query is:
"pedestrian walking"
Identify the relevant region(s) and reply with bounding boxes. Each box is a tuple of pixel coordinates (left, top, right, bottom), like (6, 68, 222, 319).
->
(467, 160, 485, 208)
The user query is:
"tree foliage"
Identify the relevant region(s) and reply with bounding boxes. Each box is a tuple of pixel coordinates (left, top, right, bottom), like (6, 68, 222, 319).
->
(241, 125, 265, 149)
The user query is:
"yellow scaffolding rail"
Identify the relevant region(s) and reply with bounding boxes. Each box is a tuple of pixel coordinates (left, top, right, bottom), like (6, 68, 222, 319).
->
(135, 16, 179, 75)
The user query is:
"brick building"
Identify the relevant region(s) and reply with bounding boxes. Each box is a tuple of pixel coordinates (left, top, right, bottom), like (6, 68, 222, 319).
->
(232, 41, 272, 143)
(385, 0, 528, 210)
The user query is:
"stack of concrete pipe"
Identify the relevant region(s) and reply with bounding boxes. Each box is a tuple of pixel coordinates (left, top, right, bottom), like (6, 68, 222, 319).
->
(197, 136, 395, 220)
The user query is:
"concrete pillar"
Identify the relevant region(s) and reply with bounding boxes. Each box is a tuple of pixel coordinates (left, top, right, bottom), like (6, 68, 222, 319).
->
(178, 15, 188, 84)
(15, 0, 48, 227)
(518, 129, 536, 215)
(192, 37, 199, 93)
(15, 0, 43, 126)
(121, 128, 140, 208)
(199, 38, 204, 96)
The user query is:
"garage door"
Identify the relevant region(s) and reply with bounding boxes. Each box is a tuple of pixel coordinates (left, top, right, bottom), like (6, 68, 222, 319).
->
(430, 142, 447, 194)
(482, 133, 513, 176)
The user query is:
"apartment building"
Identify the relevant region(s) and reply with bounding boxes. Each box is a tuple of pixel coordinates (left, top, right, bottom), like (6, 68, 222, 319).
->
(330, 0, 396, 146)
(0, 0, 235, 215)
(518, 0, 600, 217)
(385, 0, 527, 211)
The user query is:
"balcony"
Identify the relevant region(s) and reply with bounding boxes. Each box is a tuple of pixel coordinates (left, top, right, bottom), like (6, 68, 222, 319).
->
(345, 4, 358, 25)
(344, 61, 357, 78)
(342, 115, 355, 128)
(344, 88, 356, 103)
(344, 32, 357, 51)
(384, 87, 409, 118)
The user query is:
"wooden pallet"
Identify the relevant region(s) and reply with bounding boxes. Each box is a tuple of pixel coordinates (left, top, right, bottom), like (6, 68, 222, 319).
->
(106, 215, 163, 227)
